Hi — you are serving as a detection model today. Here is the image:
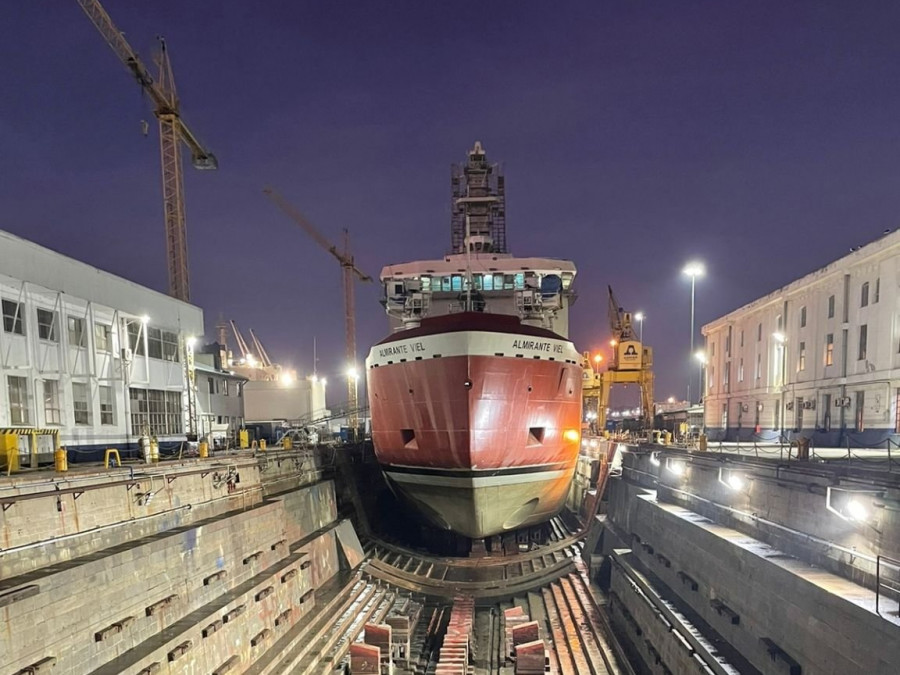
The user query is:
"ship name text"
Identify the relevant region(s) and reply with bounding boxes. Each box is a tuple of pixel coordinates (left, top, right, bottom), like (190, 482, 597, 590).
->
(511, 339, 564, 354)
(378, 341, 426, 358)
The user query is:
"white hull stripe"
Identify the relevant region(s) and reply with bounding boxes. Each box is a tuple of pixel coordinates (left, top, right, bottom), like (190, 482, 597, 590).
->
(366, 330, 581, 368)
(385, 468, 569, 489)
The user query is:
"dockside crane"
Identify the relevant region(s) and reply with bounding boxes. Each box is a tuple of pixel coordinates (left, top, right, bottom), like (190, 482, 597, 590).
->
(77, 0, 217, 302)
(584, 286, 655, 432)
(248, 329, 274, 369)
(229, 320, 252, 362)
(262, 188, 372, 436)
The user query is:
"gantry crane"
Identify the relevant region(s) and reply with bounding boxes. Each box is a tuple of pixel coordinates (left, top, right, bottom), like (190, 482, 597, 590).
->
(77, 0, 217, 302)
(229, 320, 252, 361)
(583, 286, 654, 432)
(262, 188, 372, 437)
(249, 329, 274, 369)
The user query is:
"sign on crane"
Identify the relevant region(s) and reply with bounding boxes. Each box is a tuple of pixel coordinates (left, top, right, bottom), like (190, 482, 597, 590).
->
(262, 188, 372, 439)
(77, 0, 217, 303)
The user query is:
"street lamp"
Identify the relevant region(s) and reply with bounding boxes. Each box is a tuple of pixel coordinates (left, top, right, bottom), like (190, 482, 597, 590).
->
(634, 312, 645, 343)
(773, 332, 786, 442)
(683, 262, 705, 402)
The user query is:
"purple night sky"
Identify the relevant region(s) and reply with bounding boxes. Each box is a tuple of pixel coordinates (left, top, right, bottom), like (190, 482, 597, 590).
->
(3, 1, 899, 403)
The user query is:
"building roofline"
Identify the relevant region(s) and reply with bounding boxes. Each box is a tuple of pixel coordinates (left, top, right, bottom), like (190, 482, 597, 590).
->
(702, 228, 900, 333)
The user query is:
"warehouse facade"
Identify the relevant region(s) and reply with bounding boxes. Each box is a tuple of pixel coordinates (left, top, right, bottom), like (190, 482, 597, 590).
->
(701, 229, 900, 447)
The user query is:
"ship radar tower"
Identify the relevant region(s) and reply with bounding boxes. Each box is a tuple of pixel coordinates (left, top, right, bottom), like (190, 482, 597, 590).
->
(450, 141, 507, 255)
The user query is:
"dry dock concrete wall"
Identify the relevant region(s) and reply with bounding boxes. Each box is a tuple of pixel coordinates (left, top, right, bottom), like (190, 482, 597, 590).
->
(0, 452, 348, 675)
(601, 448, 900, 675)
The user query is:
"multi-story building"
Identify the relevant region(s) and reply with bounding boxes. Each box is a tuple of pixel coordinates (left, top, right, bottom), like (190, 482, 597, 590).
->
(702, 229, 900, 447)
(195, 345, 247, 448)
(0, 229, 203, 462)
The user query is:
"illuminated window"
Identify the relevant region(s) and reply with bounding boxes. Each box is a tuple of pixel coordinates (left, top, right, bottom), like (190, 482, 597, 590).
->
(483, 274, 493, 291)
(825, 334, 834, 366)
(798, 342, 806, 371)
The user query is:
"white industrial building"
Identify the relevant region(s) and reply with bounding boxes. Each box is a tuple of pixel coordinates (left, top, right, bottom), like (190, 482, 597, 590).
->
(0, 229, 216, 463)
(701, 229, 900, 447)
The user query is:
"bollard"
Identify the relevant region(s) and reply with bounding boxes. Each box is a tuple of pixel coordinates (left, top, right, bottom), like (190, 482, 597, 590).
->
(55, 448, 68, 472)
(1, 433, 19, 474)
(698, 434, 708, 452)
(283, 436, 293, 451)
(259, 439, 267, 451)
(198, 440, 209, 458)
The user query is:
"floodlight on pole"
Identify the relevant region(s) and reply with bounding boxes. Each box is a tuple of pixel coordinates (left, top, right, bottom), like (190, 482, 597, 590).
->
(635, 312, 645, 343)
(682, 261, 705, 403)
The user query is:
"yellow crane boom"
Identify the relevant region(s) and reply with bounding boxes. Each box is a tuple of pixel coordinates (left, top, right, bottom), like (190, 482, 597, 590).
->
(77, 0, 217, 302)
(262, 188, 372, 436)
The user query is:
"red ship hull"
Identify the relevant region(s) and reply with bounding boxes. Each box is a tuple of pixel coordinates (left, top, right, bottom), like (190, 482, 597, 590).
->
(366, 313, 583, 538)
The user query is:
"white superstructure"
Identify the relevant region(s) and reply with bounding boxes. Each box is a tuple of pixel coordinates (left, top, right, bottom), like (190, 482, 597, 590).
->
(0, 229, 203, 461)
(701, 229, 900, 446)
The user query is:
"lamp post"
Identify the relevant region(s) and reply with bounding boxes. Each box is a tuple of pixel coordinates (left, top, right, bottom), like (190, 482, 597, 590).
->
(682, 262, 705, 403)
(694, 350, 707, 402)
(635, 312, 645, 343)
(773, 332, 786, 443)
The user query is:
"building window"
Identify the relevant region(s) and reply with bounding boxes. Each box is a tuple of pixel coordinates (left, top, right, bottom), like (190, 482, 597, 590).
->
(129, 388, 183, 436)
(740, 330, 744, 348)
(798, 342, 806, 371)
(224, 381, 230, 396)
(127, 321, 146, 356)
(148, 328, 179, 362)
(2, 299, 25, 335)
(99, 385, 115, 425)
(711, 342, 715, 357)
(37, 308, 58, 341)
(755, 353, 761, 380)
(875, 278, 880, 303)
(757, 323, 762, 341)
(825, 334, 834, 366)
(858, 324, 867, 361)
(237, 383, 243, 398)
(855, 390, 865, 432)
(861, 282, 869, 308)
(738, 358, 744, 382)
(725, 328, 732, 356)
(68, 317, 86, 348)
(208, 377, 215, 395)
(94, 323, 112, 352)
(43, 380, 61, 425)
(827, 294, 835, 318)
(7, 376, 29, 424)
(800, 306, 807, 328)
(72, 382, 91, 425)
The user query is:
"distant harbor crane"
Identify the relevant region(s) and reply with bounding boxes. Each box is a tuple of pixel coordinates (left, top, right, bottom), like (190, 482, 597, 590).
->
(77, 0, 217, 302)
(262, 188, 372, 436)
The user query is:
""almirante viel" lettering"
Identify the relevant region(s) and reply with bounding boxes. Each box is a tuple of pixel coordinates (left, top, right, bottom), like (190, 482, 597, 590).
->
(512, 339, 565, 354)
(378, 341, 426, 358)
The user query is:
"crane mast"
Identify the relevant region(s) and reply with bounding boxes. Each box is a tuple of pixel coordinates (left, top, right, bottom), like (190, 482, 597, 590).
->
(262, 188, 372, 438)
(77, 0, 217, 302)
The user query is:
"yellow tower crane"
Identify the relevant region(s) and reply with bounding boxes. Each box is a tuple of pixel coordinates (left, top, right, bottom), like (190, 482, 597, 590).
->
(262, 188, 372, 439)
(77, 0, 217, 303)
(583, 286, 655, 432)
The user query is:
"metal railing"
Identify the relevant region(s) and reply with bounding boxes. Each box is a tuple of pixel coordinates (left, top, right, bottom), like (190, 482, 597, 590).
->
(876, 554, 900, 617)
